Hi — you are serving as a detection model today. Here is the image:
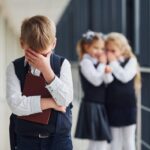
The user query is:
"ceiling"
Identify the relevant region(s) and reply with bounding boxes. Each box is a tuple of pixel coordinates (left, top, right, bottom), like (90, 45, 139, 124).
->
(3, 0, 70, 34)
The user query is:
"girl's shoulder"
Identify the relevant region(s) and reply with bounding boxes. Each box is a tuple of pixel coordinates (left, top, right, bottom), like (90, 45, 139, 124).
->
(80, 54, 97, 66)
(126, 57, 137, 65)
(80, 57, 94, 67)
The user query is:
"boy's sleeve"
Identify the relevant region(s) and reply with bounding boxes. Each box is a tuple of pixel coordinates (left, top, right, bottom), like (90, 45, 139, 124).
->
(6, 62, 42, 116)
(45, 59, 73, 107)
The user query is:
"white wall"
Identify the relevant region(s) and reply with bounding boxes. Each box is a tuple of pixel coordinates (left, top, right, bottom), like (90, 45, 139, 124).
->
(0, 9, 22, 150)
(5, 0, 70, 34)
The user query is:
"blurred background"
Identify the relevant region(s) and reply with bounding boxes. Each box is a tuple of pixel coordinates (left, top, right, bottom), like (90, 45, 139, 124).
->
(0, 0, 150, 150)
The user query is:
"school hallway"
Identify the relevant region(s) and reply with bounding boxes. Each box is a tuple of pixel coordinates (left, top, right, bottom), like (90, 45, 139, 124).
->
(0, 63, 142, 150)
(0, 63, 141, 150)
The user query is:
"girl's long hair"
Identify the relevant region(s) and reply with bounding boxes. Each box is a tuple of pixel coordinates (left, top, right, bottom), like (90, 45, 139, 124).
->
(105, 32, 141, 93)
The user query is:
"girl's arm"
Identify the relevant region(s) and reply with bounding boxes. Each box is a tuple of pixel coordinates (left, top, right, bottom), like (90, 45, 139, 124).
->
(103, 73, 114, 84)
(109, 57, 138, 83)
(80, 59, 106, 86)
(103, 65, 114, 84)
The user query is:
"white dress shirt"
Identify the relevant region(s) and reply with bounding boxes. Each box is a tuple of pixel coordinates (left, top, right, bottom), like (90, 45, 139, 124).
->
(109, 57, 138, 83)
(80, 54, 113, 87)
(6, 58, 73, 116)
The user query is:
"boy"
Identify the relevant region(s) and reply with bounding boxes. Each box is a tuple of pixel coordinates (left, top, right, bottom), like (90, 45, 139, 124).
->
(6, 15, 73, 150)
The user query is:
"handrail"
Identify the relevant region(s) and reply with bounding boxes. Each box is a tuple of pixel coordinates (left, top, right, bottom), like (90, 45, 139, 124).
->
(141, 67, 150, 73)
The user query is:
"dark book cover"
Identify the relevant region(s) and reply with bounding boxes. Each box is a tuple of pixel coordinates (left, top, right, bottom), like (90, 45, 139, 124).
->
(18, 72, 52, 125)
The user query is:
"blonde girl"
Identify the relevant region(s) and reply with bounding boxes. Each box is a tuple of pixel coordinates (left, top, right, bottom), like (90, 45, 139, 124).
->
(75, 31, 112, 150)
(105, 32, 141, 150)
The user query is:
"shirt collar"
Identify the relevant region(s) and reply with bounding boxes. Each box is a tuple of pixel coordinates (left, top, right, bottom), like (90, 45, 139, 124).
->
(83, 54, 98, 64)
(118, 56, 125, 63)
(24, 58, 28, 67)
(24, 58, 41, 76)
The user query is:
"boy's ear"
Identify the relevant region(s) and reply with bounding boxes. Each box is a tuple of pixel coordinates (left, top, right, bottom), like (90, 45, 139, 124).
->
(52, 38, 57, 49)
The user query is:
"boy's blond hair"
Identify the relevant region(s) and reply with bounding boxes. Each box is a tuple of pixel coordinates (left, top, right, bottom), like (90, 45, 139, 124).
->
(20, 15, 56, 52)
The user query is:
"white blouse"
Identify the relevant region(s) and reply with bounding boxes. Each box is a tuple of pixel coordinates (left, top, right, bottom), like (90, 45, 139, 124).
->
(109, 57, 138, 83)
(80, 54, 113, 86)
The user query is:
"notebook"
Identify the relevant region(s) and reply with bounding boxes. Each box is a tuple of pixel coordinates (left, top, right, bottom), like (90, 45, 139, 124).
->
(18, 72, 52, 125)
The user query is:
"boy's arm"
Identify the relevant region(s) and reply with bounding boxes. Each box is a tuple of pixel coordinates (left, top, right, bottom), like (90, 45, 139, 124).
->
(45, 59, 73, 107)
(6, 63, 65, 116)
(41, 98, 66, 112)
(25, 49, 73, 107)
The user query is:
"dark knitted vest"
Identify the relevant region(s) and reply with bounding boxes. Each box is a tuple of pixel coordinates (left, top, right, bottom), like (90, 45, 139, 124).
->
(106, 59, 137, 126)
(79, 63, 106, 104)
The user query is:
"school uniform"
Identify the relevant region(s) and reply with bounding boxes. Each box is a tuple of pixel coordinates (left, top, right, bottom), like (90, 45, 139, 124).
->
(6, 53, 73, 150)
(106, 57, 138, 150)
(75, 54, 112, 144)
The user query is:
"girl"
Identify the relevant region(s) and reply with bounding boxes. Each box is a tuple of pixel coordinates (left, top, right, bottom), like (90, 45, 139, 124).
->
(105, 32, 141, 150)
(75, 31, 112, 150)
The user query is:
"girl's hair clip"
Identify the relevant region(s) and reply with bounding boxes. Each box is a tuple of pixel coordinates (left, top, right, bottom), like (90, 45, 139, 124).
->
(82, 30, 95, 42)
(82, 31, 106, 42)
(99, 32, 106, 40)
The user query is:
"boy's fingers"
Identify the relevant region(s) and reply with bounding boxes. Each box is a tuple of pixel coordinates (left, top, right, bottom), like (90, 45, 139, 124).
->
(46, 52, 51, 59)
(26, 52, 37, 61)
(61, 108, 66, 113)
(26, 49, 40, 58)
(57, 106, 66, 113)
(26, 58, 35, 66)
(46, 53, 51, 61)
(25, 55, 36, 64)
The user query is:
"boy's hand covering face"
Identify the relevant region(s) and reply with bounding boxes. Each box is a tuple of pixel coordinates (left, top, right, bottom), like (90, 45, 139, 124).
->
(25, 49, 52, 73)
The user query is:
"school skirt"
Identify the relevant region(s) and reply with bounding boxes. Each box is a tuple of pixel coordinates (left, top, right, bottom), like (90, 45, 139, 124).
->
(75, 101, 112, 142)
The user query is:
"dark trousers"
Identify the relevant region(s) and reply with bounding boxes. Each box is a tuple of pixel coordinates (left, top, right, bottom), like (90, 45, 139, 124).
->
(10, 115, 17, 150)
(16, 134, 73, 150)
